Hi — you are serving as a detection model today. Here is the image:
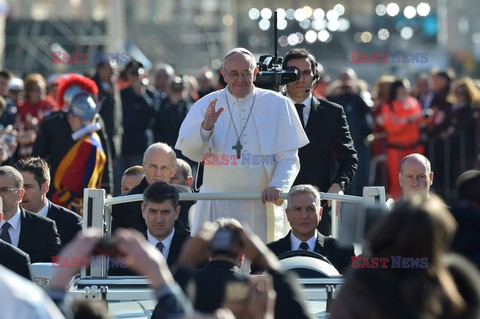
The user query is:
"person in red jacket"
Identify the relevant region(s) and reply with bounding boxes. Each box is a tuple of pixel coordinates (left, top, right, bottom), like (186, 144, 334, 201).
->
(380, 79, 425, 199)
(16, 74, 58, 159)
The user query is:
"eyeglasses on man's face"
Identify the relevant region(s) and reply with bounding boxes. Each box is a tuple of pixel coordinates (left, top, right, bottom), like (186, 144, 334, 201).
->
(0, 187, 19, 193)
(225, 70, 254, 80)
(143, 163, 173, 173)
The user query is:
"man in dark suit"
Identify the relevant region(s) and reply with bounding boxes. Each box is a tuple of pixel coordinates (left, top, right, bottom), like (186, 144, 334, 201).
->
(15, 157, 82, 246)
(110, 181, 189, 276)
(112, 142, 191, 234)
(263, 184, 354, 274)
(0, 239, 32, 280)
(141, 181, 189, 267)
(0, 197, 32, 280)
(284, 48, 358, 235)
(0, 166, 61, 263)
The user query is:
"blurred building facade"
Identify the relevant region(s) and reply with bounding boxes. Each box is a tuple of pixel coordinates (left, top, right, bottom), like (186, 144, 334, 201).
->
(1, 0, 480, 81)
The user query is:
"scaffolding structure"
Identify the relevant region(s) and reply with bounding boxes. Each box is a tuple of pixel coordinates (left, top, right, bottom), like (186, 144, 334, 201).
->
(3, 0, 236, 76)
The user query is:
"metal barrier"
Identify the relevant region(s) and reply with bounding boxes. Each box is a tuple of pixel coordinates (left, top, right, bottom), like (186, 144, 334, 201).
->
(425, 127, 479, 200)
(81, 186, 387, 278)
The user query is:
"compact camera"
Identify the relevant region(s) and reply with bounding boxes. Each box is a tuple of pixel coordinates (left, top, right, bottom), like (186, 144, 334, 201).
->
(210, 226, 243, 255)
(93, 237, 120, 256)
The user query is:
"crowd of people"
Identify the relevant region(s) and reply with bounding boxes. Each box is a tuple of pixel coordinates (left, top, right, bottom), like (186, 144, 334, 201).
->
(0, 51, 479, 200)
(0, 45, 479, 319)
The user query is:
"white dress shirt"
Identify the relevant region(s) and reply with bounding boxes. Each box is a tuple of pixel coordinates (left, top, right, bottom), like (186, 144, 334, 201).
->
(0, 209, 22, 247)
(290, 230, 324, 252)
(147, 228, 175, 260)
(36, 201, 50, 218)
(287, 94, 312, 128)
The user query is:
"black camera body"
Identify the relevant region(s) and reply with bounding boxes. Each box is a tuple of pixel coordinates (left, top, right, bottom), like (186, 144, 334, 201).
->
(254, 55, 299, 92)
(170, 76, 185, 92)
(210, 226, 242, 256)
(93, 237, 120, 256)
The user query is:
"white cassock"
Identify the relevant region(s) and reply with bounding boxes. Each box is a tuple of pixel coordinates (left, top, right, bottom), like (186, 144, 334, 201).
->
(175, 86, 309, 242)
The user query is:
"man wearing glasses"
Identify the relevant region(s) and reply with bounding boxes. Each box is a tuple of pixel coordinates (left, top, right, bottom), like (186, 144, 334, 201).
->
(0, 196, 33, 280)
(176, 48, 308, 243)
(112, 142, 192, 235)
(0, 166, 61, 263)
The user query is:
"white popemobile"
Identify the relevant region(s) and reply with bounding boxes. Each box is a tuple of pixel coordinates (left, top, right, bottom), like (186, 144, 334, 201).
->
(31, 187, 388, 319)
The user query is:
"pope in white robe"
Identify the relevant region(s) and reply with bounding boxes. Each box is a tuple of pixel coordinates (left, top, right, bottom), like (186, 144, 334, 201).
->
(175, 48, 308, 242)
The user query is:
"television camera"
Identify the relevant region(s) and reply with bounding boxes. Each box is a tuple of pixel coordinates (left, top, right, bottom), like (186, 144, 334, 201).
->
(255, 55, 299, 91)
(253, 11, 299, 92)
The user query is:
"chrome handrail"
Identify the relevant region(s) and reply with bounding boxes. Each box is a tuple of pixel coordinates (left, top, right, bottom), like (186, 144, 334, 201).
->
(104, 191, 365, 206)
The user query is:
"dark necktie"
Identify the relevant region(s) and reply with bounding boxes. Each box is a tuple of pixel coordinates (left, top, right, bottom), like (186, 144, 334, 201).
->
(299, 242, 309, 251)
(294, 103, 305, 127)
(156, 241, 165, 254)
(0, 222, 12, 244)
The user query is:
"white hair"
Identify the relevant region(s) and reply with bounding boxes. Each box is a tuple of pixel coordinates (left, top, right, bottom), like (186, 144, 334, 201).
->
(287, 184, 321, 210)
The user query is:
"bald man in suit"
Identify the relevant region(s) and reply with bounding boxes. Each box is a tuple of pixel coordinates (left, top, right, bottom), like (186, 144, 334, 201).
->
(0, 197, 32, 280)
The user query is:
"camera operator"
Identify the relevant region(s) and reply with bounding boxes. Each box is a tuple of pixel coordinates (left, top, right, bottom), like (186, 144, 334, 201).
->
(174, 219, 312, 319)
(283, 48, 358, 234)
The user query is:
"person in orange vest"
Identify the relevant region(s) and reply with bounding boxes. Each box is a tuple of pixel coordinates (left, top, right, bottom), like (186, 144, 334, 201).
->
(380, 79, 425, 199)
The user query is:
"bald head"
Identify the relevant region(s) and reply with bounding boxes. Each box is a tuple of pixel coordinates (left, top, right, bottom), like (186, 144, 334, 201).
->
(400, 154, 431, 174)
(170, 158, 193, 187)
(142, 143, 177, 184)
(154, 63, 175, 91)
(399, 153, 434, 198)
